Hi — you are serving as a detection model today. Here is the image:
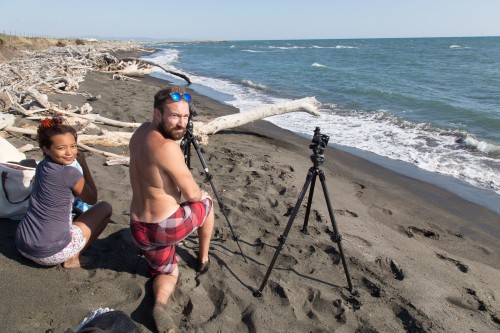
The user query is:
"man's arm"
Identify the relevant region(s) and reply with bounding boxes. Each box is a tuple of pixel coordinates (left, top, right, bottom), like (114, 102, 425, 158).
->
(159, 139, 202, 202)
(72, 152, 98, 205)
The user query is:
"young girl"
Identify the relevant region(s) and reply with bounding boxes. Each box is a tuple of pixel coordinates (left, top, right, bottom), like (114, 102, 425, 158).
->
(15, 115, 112, 268)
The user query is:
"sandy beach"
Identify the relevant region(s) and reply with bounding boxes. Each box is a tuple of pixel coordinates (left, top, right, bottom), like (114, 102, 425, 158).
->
(1, 45, 499, 333)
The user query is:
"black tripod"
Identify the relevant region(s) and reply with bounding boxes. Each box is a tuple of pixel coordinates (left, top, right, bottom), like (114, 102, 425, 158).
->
(253, 127, 353, 297)
(181, 106, 247, 263)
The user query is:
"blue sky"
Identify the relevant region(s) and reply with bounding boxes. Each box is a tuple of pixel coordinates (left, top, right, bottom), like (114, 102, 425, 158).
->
(1, 0, 499, 40)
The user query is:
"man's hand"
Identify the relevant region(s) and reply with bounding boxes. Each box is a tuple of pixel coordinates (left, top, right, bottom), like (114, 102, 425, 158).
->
(76, 151, 87, 165)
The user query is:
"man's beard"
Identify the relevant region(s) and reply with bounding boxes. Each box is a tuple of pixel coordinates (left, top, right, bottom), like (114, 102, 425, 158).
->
(158, 119, 186, 140)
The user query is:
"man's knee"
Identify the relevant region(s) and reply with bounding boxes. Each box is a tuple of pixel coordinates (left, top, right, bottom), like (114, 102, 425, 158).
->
(155, 267, 179, 282)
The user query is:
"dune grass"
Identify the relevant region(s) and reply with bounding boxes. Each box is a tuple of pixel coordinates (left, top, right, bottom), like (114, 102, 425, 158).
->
(0, 34, 87, 61)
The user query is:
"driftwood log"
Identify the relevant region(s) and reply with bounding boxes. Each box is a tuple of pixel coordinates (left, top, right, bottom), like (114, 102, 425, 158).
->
(118, 57, 191, 84)
(193, 97, 320, 144)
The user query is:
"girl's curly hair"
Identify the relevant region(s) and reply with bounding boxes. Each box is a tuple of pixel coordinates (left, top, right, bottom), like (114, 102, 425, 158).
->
(37, 114, 77, 154)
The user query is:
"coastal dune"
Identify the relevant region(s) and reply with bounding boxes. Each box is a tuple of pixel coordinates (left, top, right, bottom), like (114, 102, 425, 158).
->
(0, 47, 499, 332)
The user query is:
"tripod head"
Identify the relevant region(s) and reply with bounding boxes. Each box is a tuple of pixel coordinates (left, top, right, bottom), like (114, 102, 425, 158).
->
(185, 106, 197, 131)
(309, 127, 330, 165)
(181, 106, 198, 155)
(189, 105, 198, 119)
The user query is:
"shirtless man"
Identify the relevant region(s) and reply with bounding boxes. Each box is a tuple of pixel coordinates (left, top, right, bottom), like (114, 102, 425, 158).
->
(129, 85, 214, 333)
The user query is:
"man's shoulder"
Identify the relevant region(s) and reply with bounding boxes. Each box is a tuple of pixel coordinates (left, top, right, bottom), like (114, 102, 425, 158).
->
(131, 123, 158, 147)
(131, 125, 179, 155)
(132, 122, 151, 138)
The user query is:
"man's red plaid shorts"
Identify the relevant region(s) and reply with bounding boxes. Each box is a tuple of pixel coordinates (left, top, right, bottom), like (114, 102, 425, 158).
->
(130, 198, 212, 277)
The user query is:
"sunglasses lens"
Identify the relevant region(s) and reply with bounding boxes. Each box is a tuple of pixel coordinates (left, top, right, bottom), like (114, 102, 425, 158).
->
(170, 92, 181, 101)
(183, 93, 192, 103)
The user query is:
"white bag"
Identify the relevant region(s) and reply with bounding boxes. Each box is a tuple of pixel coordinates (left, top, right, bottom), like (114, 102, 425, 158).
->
(0, 162, 36, 219)
(0, 136, 26, 163)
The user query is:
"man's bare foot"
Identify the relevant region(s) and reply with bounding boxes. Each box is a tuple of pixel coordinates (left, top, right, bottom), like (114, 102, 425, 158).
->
(62, 255, 94, 269)
(153, 304, 176, 333)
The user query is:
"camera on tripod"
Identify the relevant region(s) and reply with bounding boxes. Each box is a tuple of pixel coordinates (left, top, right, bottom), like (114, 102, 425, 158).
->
(309, 127, 329, 155)
(309, 127, 330, 163)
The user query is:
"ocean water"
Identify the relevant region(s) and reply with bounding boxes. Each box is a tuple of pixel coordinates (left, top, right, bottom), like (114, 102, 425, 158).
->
(143, 37, 500, 213)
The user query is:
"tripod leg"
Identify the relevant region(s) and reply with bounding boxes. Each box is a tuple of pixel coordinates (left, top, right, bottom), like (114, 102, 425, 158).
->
(318, 171, 354, 292)
(254, 168, 314, 297)
(189, 134, 248, 263)
(301, 171, 318, 234)
(181, 135, 192, 168)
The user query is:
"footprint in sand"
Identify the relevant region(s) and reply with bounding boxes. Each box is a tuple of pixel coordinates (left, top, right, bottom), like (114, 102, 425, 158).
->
(323, 245, 341, 265)
(395, 306, 426, 332)
(404, 226, 440, 239)
(435, 253, 469, 273)
(335, 209, 359, 218)
(380, 207, 393, 215)
(369, 205, 393, 216)
(304, 288, 346, 321)
(241, 304, 258, 332)
(362, 277, 381, 298)
(183, 283, 225, 325)
(353, 182, 366, 198)
(268, 198, 279, 208)
(446, 288, 487, 312)
(276, 253, 299, 268)
(348, 234, 372, 248)
(376, 257, 405, 280)
(253, 237, 265, 255)
(268, 281, 290, 306)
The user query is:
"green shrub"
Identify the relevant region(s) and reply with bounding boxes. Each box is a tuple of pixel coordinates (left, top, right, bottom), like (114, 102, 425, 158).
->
(75, 39, 85, 45)
(56, 40, 66, 47)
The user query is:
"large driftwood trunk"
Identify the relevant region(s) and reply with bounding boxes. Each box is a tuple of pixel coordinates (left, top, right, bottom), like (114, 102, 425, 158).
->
(118, 57, 191, 84)
(193, 97, 320, 143)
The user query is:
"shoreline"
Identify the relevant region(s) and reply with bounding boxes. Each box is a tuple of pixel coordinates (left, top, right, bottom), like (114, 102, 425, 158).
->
(1, 46, 499, 332)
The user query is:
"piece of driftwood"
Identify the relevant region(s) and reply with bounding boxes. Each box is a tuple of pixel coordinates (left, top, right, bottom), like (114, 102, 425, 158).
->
(0, 113, 15, 130)
(11, 102, 31, 116)
(26, 88, 50, 109)
(114, 60, 154, 77)
(193, 97, 321, 143)
(2, 125, 133, 147)
(17, 144, 36, 153)
(54, 77, 80, 91)
(119, 57, 191, 84)
(3, 126, 36, 136)
(112, 74, 141, 81)
(0, 92, 13, 111)
(51, 107, 141, 128)
(78, 131, 133, 146)
(77, 142, 125, 159)
(105, 156, 130, 166)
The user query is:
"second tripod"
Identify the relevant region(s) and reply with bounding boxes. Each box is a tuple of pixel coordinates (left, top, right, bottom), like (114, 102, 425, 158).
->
(254, 127, 353, 297)
(181, 106, 247, 263)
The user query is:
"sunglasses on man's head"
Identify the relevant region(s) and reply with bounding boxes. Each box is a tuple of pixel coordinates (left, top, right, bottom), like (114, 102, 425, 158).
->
(170, 92, 192, 103)
(155, 92, 192, 108)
